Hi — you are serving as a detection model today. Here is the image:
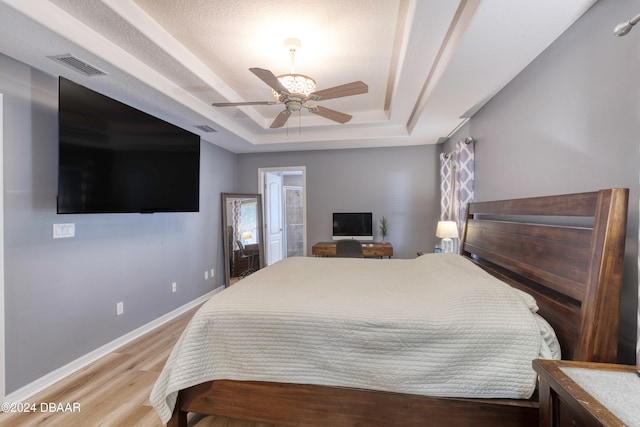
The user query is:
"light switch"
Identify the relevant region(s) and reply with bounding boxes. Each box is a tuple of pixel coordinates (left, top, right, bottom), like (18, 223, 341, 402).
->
(53, 223, 75, 239)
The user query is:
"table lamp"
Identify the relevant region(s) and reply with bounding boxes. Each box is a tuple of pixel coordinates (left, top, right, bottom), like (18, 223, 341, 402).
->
(241, 231, 253, 242)
(436, 221, 458, 253)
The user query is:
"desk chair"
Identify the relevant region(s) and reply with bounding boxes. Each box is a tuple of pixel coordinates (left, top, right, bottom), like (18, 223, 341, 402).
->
(236, 240, 257, 278)
(335, 239, 364, 258)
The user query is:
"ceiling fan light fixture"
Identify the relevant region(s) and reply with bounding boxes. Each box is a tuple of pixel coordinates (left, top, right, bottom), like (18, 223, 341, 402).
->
(272, 74, 316, 99)
(213, 37, 367, 129)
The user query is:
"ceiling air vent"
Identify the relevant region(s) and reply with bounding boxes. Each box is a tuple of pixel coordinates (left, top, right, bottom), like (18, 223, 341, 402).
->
(195, 125, 217, 133)
(48, 54, 107, 77)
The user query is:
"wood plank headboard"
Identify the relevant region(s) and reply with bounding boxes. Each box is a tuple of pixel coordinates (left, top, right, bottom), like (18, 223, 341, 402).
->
(461, 188, 628, 363)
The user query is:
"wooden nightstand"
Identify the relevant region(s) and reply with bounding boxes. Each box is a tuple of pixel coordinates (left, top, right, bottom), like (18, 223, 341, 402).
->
(533, 359, 640, 426)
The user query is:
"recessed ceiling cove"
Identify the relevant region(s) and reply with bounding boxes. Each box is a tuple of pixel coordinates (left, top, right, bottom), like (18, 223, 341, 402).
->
(0, 0, 597, 153)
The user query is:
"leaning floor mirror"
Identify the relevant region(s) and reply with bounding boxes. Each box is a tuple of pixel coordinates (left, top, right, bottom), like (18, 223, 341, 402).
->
(221, 193, 265, 287)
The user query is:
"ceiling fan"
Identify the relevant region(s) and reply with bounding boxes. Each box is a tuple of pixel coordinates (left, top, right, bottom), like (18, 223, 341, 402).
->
(212, 38, 368, 129)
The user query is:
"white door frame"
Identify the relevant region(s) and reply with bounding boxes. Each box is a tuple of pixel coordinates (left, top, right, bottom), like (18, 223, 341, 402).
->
(258, 166, 307, 263)
(0, 94, 6, 400)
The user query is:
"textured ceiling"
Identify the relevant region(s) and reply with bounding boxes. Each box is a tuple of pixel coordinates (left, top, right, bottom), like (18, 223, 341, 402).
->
(0, 0, 597, 153)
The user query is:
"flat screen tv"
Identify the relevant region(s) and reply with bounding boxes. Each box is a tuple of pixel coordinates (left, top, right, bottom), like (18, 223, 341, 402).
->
(332, 212, 373, 241)
(57, 77, 200, 214)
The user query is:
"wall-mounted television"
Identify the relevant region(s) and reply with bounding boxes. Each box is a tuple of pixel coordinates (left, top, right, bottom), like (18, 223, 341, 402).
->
(332, 212, 373, 241)
(57, 77, 200, 214)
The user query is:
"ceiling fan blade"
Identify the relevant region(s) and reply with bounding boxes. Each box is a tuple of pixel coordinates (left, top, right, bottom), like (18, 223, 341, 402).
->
(270, 109, 292, 128)
(250, 68, 290, 96)
(309, 105, 352, 124)
(212, 101, 278, 107)
(309, 81, 368, 101)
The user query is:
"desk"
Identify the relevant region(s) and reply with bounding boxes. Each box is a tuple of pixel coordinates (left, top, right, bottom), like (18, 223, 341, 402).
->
(533, 359, 640, 426)
(232, 244, 259, 277)
(312, 241, 393, 258)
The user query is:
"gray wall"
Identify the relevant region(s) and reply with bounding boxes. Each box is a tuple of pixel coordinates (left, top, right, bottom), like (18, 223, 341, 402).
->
(237, 145, 441, 259)
(1, 53, 236, 393)
(446, 0, 639, 364)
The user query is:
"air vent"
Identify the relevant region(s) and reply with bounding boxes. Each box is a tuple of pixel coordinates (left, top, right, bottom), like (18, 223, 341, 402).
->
(195, 125, 217, 133)
(48, 54, 107, 77)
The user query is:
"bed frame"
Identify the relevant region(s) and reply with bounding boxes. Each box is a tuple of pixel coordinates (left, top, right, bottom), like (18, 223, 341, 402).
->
(168, 188, 629, 427)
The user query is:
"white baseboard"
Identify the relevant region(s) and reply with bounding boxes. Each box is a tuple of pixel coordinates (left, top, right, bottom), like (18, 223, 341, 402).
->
(5, 286, 224, 403)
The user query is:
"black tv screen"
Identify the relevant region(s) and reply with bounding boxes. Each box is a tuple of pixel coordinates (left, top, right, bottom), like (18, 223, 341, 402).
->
(57, 77, 200, 214)
(332, 212, 373, 240)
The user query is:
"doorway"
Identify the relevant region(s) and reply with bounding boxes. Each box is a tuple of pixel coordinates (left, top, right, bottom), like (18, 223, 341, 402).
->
(259, 167, 307, 266)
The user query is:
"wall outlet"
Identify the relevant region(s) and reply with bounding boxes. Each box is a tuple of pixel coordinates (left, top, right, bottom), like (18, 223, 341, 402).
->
(116, 302, 124, 316)
(210, 268, 214, 278)
(205, 271, 209, 280)
(172, 282, 177, 293)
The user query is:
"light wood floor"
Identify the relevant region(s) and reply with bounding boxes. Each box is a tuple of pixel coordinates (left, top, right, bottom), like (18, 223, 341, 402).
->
(0, 305, 279, 427)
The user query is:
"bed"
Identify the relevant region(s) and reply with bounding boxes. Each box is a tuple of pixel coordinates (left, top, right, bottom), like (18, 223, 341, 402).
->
(152, 188, 628, 427)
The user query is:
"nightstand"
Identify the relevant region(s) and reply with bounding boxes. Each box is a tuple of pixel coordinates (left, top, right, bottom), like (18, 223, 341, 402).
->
(533, 359, 640, 426)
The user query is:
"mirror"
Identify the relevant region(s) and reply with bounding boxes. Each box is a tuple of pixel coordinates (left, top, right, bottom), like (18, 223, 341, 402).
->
(221, 193, 265, 287)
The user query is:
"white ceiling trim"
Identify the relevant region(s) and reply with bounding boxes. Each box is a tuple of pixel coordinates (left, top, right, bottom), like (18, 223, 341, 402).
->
(406, 0, 480, 133)
(102, 0, 265, 127)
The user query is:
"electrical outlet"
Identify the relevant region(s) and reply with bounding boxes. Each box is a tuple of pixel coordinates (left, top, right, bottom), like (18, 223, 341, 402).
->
(205, 271, 209, 280)
(210, 268, 214, 277)
(172, 282, 177, 293)
(116, 302, 124, 316)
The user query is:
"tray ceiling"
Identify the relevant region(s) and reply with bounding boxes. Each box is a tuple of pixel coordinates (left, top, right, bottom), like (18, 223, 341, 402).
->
(0, 0, 596, 153)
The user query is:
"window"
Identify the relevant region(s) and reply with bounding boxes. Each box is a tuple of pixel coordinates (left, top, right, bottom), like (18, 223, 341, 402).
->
(239, 200, 257, 244)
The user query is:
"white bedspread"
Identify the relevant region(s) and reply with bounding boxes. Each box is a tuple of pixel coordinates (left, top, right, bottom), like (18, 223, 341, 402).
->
(151, 254, 556, 423)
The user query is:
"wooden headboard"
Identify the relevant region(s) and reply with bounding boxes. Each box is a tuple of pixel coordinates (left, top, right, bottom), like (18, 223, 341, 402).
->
(461, 188, 628, 363)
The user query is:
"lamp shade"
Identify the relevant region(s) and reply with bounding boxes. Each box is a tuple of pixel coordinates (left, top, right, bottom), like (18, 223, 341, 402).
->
(436, 221, 459, 239)
(241, 231, 253, 240)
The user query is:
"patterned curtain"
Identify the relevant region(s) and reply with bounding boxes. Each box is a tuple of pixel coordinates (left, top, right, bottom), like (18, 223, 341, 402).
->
(439, 138, 475, 252)
(232, 200, 242, 250)
(440, 154, 454, 222)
